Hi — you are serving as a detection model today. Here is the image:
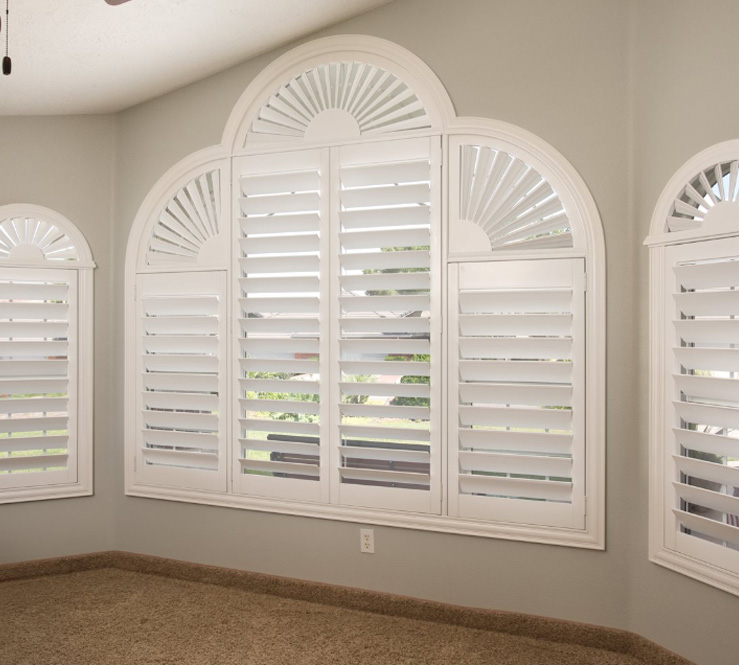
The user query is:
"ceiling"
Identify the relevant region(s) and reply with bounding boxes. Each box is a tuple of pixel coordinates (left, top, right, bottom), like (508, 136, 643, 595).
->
(0, 0, 395, 116)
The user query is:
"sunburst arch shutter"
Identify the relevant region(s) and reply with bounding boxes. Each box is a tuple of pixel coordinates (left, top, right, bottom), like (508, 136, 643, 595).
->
(136, 271, 228, 492)
(448, 258, 586, 529)
(145, 168, 226, 268)
(333, 137, 441, 514)
(448, 138, 573, 256)
(0, 268, 78, 488)
(234, 149, 329, 502)
(665, 237, 739, 572)
(666, 160, 739, 232)
(0, 217, 80, 262)
(246, 61, 433, 145)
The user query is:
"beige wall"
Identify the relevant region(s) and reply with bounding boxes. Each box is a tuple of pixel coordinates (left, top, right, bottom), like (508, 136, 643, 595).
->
(2, 2, 738, 665)
(0, 116, 117, 560)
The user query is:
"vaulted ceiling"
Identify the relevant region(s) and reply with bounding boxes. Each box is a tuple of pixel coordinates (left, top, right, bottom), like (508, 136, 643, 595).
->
(0, 0, 395, 115)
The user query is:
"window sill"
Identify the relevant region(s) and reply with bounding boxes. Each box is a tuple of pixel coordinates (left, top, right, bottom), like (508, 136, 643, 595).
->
(125, 483, 603, 549)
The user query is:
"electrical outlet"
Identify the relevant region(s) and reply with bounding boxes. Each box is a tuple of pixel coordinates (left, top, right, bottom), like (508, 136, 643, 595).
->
(360, 528, 375, 553)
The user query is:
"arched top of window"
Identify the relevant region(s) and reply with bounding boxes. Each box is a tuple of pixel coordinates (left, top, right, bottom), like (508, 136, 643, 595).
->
(222, 35, 455, 152)
(648, 139, 739, 244)
(0, 204, 94, 268)
(446, 119, 602, 259)
(130, 151, 229, 272)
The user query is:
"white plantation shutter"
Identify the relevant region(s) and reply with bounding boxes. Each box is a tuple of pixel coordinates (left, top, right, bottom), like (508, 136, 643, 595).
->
(235, 150, 329, 502)
(0, 268, 77, 489)
(136, 271, 228, 492)
(448, 259, 585, 529)
(666, 237, 739, 569)
(334, 138, 440, 513)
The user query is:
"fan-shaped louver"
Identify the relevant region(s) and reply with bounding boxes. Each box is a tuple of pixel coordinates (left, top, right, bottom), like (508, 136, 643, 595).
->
(146, 170, 221, 266)
(0, 217, 79, 262)
(248, 62, 432, 142)
(667, 160, 739, 232)
(458, 145, 572, 251)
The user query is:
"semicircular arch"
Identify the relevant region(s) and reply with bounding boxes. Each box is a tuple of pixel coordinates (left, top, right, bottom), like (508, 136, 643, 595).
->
(648, 139, 739, 240)
(0, 203, 94, 267)
(222, 35, 456, 153)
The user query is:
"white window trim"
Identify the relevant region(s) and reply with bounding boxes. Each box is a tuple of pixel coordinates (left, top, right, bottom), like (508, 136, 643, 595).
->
(646, 139, 739, 596)
(124, 36, 605, 549)
(0, 204, 94, 504)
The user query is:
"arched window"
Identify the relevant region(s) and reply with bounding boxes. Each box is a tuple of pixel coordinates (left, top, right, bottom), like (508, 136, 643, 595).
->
(0, 205, 95, 503)
(125, 36, 605, 548)
(646, 140, 739, 594)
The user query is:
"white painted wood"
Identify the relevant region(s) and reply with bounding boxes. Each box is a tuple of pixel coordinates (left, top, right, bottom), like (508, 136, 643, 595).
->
(0, 254, 92, 501)
(649, 228, 739, 597)
(136, 271, 228, 493)
(125, 37, 608, 549)
(233, 149, 326, 503)
(329, 137, 441, 515)
(222, 36, 454, 151)
(449, 141, 572, 254)
(448, 258, 586, 532)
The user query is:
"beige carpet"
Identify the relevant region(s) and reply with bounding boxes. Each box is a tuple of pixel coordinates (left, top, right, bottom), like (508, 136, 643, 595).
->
(0, 560, 692, 665)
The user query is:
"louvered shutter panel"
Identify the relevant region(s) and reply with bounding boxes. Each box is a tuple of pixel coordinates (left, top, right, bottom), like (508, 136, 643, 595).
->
(235, 150, 328, 502)
(136, 271, 228, 492)
(448, 259, 585, 529)
(666, 238, 739, 568)
(334, 138, 440, 513)
(0, 268, 77, 488)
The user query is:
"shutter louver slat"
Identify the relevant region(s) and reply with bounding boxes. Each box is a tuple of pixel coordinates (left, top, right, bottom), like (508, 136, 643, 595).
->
(0, 454, 69, 473)
(340, 250, 430, 271)
(669, 250, 739, 559)
(336, 145, 436, 512)
(674, 319, 739, 345)
(137, 272, 227, 492)
(459, 475, 572, 502)
(0, 271, 74, 488)
(240, 213, 320, 236)
(0, 360, 68, 377)
(237, 153, 324, 501)
(450, 259, 584, 529)
(674, 509, 739, 548)
(674, 347, 739, 372)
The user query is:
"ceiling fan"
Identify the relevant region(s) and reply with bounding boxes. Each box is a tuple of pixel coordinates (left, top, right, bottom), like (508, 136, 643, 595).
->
(105, 0, 133, 4)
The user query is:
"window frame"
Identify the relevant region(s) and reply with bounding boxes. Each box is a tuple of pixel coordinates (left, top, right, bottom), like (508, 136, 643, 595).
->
(124, 37, 605, 549)
(646, 139, 739, 595)
(0, 204, 95, 504)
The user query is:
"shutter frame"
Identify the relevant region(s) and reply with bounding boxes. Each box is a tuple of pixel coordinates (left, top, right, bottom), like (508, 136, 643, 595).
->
(448, 258, 586, 530)
(136, 271, 229, 493)
(654, 237, 739, 590)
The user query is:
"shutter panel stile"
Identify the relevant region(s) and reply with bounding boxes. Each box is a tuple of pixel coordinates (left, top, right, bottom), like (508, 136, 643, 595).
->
(137, 271, 228, 492)
(669, 241, 739, 560)
(236, 150, 326, 502)
(0, 269, 76, 488)
(335, 139, 438, 513)
(449, 259, 586, 529)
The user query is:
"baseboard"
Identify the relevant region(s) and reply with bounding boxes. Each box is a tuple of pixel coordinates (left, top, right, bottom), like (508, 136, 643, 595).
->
(0, 550, 695, 665)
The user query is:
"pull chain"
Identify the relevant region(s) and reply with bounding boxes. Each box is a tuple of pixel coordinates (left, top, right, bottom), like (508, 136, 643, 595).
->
(2, 0, 10, 76)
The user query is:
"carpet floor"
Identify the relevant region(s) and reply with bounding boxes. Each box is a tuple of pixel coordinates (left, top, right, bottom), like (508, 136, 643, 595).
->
(1, 567, 664, 665)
